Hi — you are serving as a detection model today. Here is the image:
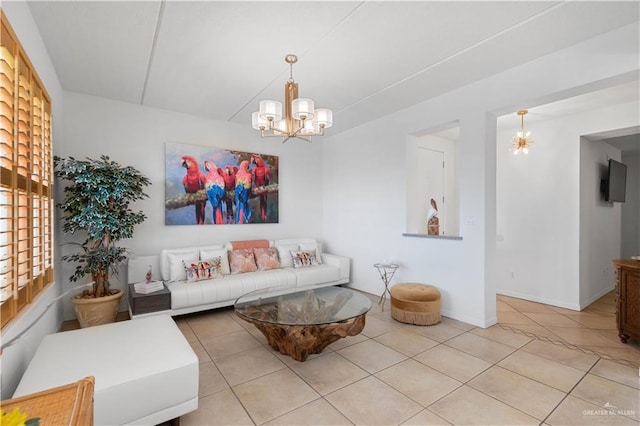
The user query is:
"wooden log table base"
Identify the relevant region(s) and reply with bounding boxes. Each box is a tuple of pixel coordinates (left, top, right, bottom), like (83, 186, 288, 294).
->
(239, 313, 367, 361)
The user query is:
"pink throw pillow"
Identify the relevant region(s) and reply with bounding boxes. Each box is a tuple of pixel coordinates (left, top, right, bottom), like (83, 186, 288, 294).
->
(229, 248, 258, 274)
(253, 247, 281, 271)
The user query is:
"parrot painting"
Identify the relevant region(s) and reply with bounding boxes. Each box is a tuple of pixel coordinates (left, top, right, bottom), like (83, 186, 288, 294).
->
(251, 154, 270, 221)
(181, 155, 206, 224)
(234, 160, 252, 224)
(203, 160, 225, 224)
(221, 165, 238, 224)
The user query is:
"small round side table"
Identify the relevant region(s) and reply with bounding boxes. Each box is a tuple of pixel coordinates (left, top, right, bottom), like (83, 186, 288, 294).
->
(373, 263, 399, 311)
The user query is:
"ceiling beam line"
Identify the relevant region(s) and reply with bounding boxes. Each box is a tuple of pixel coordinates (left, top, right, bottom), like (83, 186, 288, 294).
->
(140, 0, 166, 105)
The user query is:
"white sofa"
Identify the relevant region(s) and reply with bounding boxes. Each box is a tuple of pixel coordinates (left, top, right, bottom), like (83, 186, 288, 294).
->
(127, 238, 351, 317)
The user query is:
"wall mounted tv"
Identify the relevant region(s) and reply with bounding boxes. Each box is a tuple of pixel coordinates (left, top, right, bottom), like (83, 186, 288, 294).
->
(602, 158, 627, 203)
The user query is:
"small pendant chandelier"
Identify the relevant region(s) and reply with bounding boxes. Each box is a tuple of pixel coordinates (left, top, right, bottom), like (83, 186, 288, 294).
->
(251, 54, 333, 143)
(511, 109, 533, 155)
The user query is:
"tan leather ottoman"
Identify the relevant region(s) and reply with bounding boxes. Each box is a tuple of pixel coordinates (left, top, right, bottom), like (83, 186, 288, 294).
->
(390, 283, 441, 325)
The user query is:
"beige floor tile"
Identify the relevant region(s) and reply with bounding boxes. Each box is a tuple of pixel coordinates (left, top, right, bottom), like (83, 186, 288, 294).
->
(498, 323, 565, 341)
(471, 325, 533, 348)
(590, 359, 640, 389)
(361, 315, 400, 338)
(414, 344, 491, 382)
(428, 385, 539, 425)
(214, 346, 286, 386)
(547, 326, 616, 346)
(402, 321, 467, 343)
(234, 369, 320, 425)
(328, 333, 369, 351)
(521, 339, 599, 371)
(198, 360, 229, 397)
(445, 332, 516, 364)
(174, 318, 198, 342)
(375, 359, 462, 407)
(584, 346, 640, 369)
(497, 311, 538, 326)
(188, 339, 212, 364)
(337, 339, 406, 373)
(469, 366, 566, 420)
(546, 395, 637, 426)
(497, 300, 516, 312)
(498, 350, 586, 392)
(402, 409, 452, 425)
(325, 376, 423, 425)
(200, 329, 262, 359)
(374, 329, 439, 357)
(181, 388, 253, 426)
(290, 352, 368, 395)
(571, 374, 639, 421)
(186, 310, 245, 340)
(562, 312, 617, 329)
(523, 312, 583, 328)
(439, 316, 476, 331)
(503, 299, 557, 313)
(264, 398, 352, 426)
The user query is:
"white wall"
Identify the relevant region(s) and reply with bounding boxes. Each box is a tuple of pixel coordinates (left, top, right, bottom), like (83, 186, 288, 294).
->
(496, 101, 638, 310)
(59, 91, 325, 320)
(621, 151, 640, 258)
(579, 138, 624, 307)
(323, 22, 639, 327)
(1, 1, 65, 399)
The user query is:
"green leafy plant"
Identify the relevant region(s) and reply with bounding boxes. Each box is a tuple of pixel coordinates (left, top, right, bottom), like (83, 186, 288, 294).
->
(54, 155, 151, 298)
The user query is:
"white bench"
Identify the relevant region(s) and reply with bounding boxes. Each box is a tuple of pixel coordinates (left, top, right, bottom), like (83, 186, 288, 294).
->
(13, 315, 198, 425)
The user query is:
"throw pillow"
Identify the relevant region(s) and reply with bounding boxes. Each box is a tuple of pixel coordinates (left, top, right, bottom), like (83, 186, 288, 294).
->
(199, 247, 231, 275)
(276, 244, 299, 268)
(167, 252, 199, 281)
(253, 247, 281, 271)
(299, 241, 322, 264)
(229, 248, 258, 274)
(183, 257, 223, 282)
(290, 250, 319, 268)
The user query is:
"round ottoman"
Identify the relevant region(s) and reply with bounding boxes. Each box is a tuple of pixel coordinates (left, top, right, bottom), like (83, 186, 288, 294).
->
(390, 283, 441, 325)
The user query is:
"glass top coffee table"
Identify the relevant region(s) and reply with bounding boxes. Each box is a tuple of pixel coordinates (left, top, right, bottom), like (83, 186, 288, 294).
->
(235, 286, 371, 361)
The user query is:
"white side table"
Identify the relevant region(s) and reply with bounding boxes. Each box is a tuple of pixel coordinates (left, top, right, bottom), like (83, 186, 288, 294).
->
(374, 263, 399, 311)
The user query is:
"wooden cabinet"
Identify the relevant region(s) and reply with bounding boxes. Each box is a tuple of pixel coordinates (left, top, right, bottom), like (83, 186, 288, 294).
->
(613, 260, 640, 343)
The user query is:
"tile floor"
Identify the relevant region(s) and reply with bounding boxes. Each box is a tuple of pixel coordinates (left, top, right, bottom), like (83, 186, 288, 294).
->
(167, 290, 639, 426)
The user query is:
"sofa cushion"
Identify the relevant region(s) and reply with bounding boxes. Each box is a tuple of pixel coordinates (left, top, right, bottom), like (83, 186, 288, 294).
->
(160, 247, 202, 281)
(290, 250, 320, 268)
(290, 264, 340, 287)
(166, 251, 200, 281)
(253, 247, 281, 271)
(299, 241, 323, 264)
(275, 244, 298, 268)
(229, 248, 258, 274)
(184, 258, 223, 282)
(230, 239, 270, 250)
(168, 269, 297, 310)
(199, 247, 231, 275)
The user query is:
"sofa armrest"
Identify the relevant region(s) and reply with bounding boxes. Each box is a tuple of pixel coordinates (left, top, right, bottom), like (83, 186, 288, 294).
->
(127, 255, 161, 284)
(321, 253, 351, 282)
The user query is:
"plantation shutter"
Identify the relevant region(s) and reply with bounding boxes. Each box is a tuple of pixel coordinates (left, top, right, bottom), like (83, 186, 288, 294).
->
(0, 11, 54, 328)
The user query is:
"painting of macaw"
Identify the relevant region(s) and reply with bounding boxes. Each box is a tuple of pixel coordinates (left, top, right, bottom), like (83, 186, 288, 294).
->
(234, 160, 252, 224)
(203, 160, 225, 224)
(165, 143, 278, 225)
(251, 154, 270, 221)
(181, 155, 206, 224)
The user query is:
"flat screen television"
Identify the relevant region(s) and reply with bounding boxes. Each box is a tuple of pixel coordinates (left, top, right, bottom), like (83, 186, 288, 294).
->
(603, 159, 627, 202)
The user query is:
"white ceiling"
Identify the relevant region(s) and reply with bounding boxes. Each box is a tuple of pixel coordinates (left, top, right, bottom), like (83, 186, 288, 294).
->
(27, 1, 640, 135)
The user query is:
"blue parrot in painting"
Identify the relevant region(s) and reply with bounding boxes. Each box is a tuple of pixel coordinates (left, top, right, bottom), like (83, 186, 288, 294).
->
(203, 160, 225, 224)
(234, 160, 252, 224)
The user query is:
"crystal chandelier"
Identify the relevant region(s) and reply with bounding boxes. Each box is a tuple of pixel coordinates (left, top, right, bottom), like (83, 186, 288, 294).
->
(251, 54, 333, 143)
(511, 109, 533, 155)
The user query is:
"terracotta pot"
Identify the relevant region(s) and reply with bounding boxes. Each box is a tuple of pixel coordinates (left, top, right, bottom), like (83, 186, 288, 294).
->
(71, 289, 123, 328)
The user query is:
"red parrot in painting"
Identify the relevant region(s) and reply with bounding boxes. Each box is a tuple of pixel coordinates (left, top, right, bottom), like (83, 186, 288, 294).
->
(181, 155, 206, 224)
(221, 165, 238, 224)
(235, 160, 252, 224)
(203, 160, 225, 224)
(251, 154, 270, 221)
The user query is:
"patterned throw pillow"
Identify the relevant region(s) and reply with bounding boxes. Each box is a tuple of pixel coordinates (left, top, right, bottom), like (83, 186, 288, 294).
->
(253, 247, 281, 271)
(290, 250, 319, 268)
(183, 257, 223, 282)
(229, 248, 258, 274)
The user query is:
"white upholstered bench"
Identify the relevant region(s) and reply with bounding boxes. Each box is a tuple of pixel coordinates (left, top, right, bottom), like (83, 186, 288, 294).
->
(13, 315, 198, 425)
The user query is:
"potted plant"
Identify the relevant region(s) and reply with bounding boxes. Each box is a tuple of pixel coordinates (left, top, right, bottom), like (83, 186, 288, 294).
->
(54, 155, 151, 327)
